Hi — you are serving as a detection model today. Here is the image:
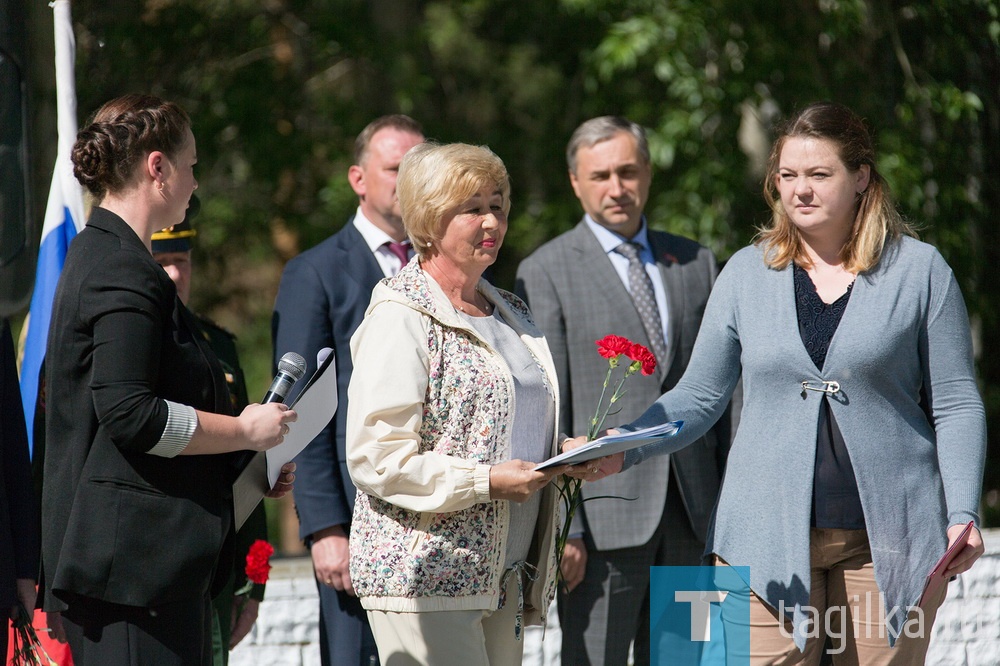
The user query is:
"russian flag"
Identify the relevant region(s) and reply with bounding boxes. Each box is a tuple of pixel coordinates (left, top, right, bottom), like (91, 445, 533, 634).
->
(19, 0, 85, 453)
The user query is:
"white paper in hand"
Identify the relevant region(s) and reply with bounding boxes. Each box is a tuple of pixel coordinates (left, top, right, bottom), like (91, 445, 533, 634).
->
(233, 347, 338, 530)
(267, 348, 338, 486)
(534, 420, 683, 470)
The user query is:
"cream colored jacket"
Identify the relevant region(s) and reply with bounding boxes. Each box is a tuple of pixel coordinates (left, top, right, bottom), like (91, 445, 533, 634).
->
(346, 260, 562, 624)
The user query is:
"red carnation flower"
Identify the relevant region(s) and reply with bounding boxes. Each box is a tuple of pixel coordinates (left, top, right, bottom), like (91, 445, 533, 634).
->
(245, 539, 275, 585)
(627, 342, 657, 376)
(595, 335, 633, 359)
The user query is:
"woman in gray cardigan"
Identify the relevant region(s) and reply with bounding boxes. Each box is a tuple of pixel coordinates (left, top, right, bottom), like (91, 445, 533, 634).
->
(580, 102, 986, 663)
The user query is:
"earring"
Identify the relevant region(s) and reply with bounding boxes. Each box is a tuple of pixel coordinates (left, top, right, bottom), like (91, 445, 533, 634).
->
(156, 181, 164, 192)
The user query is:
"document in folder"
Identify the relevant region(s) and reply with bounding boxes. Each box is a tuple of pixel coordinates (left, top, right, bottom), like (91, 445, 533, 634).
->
(534, 421, 683, 470)
(917, 520, 974, 609)
(232, 349, 338, 530)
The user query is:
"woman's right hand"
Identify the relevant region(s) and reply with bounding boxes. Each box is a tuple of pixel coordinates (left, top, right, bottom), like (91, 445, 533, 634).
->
(238, 403, 297, 451)
(47, 611, 67, 643)
(490, 460, 568, 503)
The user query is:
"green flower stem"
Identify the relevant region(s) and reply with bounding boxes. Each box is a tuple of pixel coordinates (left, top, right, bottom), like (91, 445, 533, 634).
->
(557, 356, 643, 587)
(588, 363, 615, 441)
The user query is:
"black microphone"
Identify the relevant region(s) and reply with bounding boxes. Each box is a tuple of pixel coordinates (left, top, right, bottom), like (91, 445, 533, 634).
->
(262, 352, 307, 404)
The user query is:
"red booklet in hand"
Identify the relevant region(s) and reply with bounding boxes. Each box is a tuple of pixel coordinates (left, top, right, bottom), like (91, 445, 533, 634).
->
(918, 520, 974, 609)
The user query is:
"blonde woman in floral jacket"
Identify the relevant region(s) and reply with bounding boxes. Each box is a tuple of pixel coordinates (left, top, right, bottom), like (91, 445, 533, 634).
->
(346, 142, 584, 665)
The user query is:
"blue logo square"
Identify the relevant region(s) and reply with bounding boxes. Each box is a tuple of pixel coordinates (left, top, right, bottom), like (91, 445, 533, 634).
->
(650, 565, 751, 665)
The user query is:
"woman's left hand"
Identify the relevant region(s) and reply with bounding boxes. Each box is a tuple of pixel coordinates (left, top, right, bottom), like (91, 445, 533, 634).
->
(9, 578, 36, 621)
(490, 460, 568, 503)
(564, 454, 624, 482)
(560, 431, 625, 482)
(229, 597, 260, 649)
(265, 462, 296, 499)
(944, 523, 984, 576)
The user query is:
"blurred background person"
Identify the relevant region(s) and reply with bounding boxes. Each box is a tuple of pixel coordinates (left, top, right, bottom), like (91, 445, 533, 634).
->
(1, 317, 39, 659)
(346, 142, 579, 665)
(40, 93, 295, 665)
(272, 114, 423, 666)
(151, 195, 270, 665)
(586, 101, 986, 663)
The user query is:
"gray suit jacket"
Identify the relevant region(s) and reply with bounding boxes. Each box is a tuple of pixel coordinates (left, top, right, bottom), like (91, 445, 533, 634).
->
(515, 220, 729, 550)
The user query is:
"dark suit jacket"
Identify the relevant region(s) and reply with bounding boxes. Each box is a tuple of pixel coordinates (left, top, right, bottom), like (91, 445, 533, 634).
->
(41, 208, 237, 610)
(1, 319, 39, 611)
(271, 220, 384, 541)
(515, 221, 729, 551)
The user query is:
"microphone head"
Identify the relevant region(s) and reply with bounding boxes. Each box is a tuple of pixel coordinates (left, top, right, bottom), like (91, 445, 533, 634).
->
(278, 352, 307, 381)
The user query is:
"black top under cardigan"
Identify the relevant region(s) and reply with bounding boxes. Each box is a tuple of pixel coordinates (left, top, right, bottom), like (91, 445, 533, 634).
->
(793, 264, 866, 530)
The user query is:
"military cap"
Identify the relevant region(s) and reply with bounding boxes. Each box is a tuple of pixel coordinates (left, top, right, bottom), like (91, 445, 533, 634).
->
(152, 194, 200, 253)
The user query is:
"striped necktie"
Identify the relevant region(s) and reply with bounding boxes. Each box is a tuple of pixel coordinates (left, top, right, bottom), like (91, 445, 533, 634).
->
(614, 241, 667, 365)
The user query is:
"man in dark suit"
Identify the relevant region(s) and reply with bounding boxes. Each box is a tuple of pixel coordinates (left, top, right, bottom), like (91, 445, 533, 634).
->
(515, 116, 730, 665)
(272, 115, 424, 666)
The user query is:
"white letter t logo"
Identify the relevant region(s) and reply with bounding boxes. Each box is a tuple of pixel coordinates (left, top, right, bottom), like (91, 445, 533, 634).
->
(674, 590, 729, 641)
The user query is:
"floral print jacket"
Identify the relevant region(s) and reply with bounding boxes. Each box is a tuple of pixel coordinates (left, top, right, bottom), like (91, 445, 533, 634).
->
(346, 260, 562, 624)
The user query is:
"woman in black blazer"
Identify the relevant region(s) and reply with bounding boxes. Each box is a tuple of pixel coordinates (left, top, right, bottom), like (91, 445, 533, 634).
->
(40, 94, 296, 665)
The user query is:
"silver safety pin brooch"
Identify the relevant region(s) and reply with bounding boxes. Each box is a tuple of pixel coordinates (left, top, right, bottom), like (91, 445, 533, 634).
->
(801, 380, 841, 398)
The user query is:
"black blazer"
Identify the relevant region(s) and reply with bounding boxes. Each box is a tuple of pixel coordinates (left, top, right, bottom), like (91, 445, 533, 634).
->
(1, 319, 39, 611)
(41, 208, 236, 610)
(271, 220, 384, 541)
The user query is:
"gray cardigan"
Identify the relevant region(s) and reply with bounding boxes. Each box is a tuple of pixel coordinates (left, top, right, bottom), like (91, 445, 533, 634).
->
(623, 236, 986, 647)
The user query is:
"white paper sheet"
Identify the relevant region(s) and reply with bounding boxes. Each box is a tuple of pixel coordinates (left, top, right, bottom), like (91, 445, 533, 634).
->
(233, 348, 337, 529)
(269, 348, 339, 486)
(534, 420, 683, 470)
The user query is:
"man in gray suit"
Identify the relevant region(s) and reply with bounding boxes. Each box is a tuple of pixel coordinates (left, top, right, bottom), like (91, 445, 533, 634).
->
(515, 116, 730, 665)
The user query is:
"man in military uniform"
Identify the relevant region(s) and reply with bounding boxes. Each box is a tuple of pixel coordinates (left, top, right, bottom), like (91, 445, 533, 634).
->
(152, 196, 268, 665)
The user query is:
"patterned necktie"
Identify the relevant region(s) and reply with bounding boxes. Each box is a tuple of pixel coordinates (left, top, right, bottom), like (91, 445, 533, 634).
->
(385, 241, 411, 274)
(614, 241, 667, 365)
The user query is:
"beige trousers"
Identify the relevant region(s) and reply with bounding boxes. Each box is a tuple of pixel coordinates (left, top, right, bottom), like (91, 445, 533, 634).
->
(366, 571, 526, 666)
(717, 528, 946, 665)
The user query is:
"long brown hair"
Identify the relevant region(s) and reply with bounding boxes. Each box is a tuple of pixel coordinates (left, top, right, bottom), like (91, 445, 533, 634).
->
(757, 102, 916, 272)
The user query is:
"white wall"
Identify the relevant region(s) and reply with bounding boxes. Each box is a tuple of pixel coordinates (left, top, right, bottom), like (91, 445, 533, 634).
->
(230, 529, 1000, 665)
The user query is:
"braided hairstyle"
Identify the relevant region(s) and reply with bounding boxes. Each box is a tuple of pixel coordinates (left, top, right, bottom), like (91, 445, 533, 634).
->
(71, 94, 190, 201)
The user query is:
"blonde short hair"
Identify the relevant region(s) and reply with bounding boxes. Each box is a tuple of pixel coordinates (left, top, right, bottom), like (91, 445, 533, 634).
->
(397, 142, 511, 257)
(757, 102, 916, 273)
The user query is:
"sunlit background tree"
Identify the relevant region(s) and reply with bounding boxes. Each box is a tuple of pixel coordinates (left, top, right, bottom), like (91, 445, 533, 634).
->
(21, 0, 1000, 547)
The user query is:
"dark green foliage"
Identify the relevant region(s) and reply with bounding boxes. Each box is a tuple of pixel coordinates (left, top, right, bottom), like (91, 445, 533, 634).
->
(37, 0, 1000, 521)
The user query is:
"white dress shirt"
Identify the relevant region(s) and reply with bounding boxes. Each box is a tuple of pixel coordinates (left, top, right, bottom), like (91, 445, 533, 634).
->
(352, 208, 412, 277)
